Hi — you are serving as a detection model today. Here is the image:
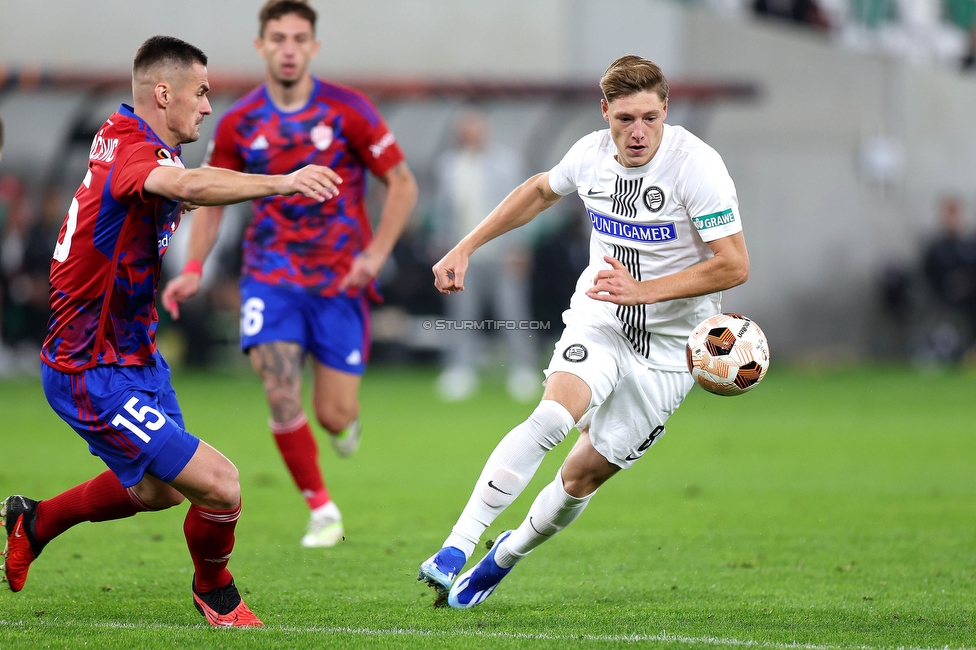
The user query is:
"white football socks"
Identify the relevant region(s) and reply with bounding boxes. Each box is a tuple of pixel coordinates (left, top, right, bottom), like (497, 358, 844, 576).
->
(443, 400, 576, 558)
(493, 471, 593, 569)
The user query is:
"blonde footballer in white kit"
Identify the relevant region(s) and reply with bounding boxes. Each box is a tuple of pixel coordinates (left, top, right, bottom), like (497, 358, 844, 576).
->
(418, 55, 750, 609)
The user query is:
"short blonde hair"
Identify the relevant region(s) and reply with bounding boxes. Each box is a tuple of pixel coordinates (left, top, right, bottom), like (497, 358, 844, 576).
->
(600, 55, 669, 104)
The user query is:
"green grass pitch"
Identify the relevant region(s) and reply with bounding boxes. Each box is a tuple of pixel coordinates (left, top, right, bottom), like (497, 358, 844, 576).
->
(0, 366, 973, 649)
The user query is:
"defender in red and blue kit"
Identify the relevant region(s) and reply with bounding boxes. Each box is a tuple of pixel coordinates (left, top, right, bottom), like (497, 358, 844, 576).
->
(41, 103, 198, 484)
(3, 34, 340, 626)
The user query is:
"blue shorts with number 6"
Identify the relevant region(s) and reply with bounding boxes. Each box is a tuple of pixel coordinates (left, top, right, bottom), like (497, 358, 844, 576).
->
(41, 352, 201, 488)
(239, 278, 370, 375)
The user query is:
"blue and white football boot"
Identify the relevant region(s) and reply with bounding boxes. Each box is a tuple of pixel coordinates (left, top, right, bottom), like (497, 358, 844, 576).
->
(417, 546, 467, 596)
(448, 531, 513, 609)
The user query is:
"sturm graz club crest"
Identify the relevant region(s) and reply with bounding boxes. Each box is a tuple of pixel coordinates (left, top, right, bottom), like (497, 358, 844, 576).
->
(563, 344, 588, 363)
(642, 186, 665, 212)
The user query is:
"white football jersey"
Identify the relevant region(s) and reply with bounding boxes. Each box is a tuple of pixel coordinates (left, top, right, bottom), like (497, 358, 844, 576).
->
(548, 124, 742, 370)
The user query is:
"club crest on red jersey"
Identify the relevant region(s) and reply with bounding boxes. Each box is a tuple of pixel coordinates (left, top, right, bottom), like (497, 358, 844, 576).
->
(311, 122, 333, 151)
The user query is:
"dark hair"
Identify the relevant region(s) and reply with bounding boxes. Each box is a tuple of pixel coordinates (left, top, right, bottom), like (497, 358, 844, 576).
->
(0, 115, 4, 152)
(133, 36, 208, 75)
(600, 55, 669, 104)
(259, 0, 317, 36)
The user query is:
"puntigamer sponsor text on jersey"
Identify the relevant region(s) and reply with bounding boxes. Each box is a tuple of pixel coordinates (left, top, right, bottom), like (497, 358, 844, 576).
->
(586, 207, 677, 243)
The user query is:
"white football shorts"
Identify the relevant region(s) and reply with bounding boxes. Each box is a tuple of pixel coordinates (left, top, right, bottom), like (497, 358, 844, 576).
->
(545, 318, 694, 469)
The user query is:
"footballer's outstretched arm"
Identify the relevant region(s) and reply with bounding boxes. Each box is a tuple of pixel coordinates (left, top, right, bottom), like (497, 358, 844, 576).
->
(433, 172, 561, 294)
(155, 164, 343, 318)
(161, 205, 224, 319)
(339, 161, 418, 291)
(144, 164, 342, 206)
(587, 231, 750, 306)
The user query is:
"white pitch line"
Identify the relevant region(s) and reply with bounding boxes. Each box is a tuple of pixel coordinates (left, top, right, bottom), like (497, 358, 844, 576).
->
(0, 619, 970, 650)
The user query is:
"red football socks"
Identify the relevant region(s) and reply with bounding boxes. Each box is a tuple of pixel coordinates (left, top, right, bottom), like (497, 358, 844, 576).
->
(184, 502, 240, 593)
(31, 470, 242, 594)
(271, 413, 331, 510)
(34, 469, 148, 544)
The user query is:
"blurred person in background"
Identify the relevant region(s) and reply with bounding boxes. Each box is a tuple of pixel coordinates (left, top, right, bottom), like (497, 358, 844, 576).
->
(1, 187, 64, 349)
(432, 110, 538, 402)
(0, 133, 66, 368)
(2, 35, 341, 626)
(0, 115, 31, 375)
(964, 26, 976, 70)
(161, 203, 249, 368)
(0, 114, 7, 374)
(531, 209, 592, 350)
(162, 0, 417, 548)
(919, 196, 976, 361)
(0, 178, 28, 346)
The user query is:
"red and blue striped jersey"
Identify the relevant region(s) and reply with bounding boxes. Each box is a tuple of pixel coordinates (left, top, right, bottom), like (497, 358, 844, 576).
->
(205, 77, 404, 299)
(42, 104, 183, 373)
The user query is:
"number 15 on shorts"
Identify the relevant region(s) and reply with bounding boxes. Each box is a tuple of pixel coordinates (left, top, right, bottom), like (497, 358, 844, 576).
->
(111, 396, 165, 443)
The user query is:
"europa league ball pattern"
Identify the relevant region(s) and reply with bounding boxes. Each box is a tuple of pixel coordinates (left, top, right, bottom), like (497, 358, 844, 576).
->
(686, 313, 769, 396)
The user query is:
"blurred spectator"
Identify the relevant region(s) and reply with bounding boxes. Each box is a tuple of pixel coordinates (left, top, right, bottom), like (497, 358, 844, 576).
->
(0, 173, 54, 373)
(922, 197, 976, 315)
(531, 209, 591, 349)
(378, 226, 443, 316)
(873, 261, 917, 360)
(8, 186, 63, 346)
(917, 196, 976, 363)
(878, 263, 912, 319)
(366, 225, 444, 365)
(159, 205, 249, 368)
(0, 175, 29, 343)
(753, 0, 832, 30)
(0, 114, 8, 374)
(962, 27, 976, 69)
(431, 110, 539, 402)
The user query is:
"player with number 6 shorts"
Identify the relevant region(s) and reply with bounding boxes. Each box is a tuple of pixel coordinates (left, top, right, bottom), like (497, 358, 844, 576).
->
(163, 0, 417, 547)
(417, 55, 751, 608)
(162, 0, 418, 549)
(2, 35, 342, 627)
